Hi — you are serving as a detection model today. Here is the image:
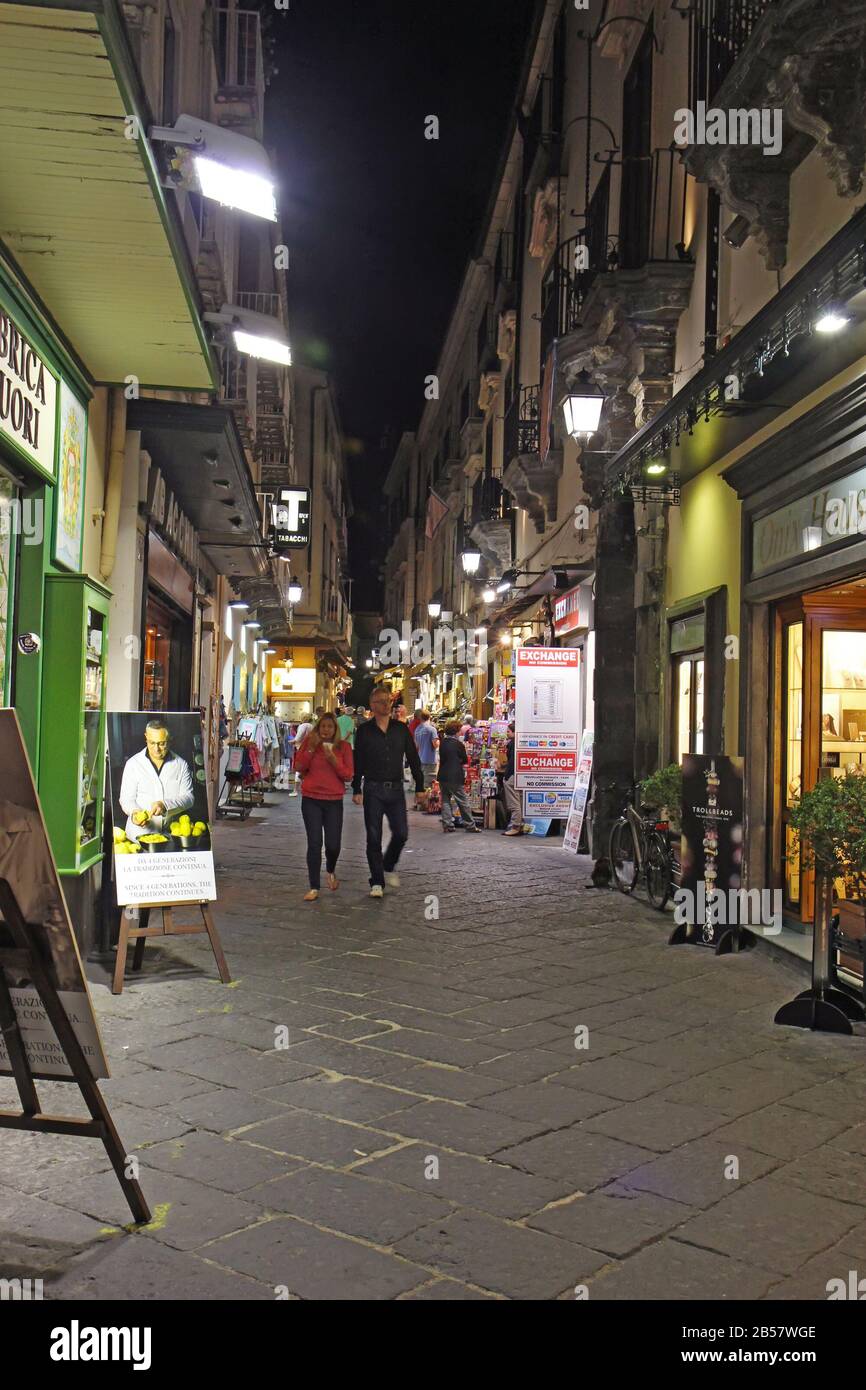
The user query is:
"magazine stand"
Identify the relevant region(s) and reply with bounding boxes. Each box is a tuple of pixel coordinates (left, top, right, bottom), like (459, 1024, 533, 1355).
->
(0, 879, 150, 1223)
(112, 900, 231, 995)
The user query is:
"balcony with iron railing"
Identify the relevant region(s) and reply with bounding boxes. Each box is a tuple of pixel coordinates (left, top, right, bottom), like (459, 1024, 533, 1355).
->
(213, 6, 265, 140)
(688, 0, 775, 110)
(500, 382, 559, 533)
(540, 150, 689, 365)
(235, 290, 283, 321)
(681, 0, 866, 270)
(468, 475, 512, 573)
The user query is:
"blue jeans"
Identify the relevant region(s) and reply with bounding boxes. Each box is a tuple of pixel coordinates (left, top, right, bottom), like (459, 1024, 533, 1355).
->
(363, 783, 409, 886)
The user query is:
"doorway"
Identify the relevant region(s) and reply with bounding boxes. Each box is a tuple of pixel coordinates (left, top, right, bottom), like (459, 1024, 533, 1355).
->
(774, 578, 866, 927)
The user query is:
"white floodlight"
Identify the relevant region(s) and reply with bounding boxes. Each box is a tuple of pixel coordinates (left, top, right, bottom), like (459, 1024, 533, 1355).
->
(149, 115, 277, 221)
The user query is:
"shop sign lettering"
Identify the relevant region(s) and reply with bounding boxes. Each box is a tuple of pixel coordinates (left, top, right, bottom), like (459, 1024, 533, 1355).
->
(753, 465, 866, 575)
(0, 305, 58, 478)
(146, 466, 199, 568)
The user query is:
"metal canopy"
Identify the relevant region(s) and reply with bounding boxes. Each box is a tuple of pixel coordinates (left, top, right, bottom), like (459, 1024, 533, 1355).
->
(0, 0, 215, 389)
(127, 397, 267, 580)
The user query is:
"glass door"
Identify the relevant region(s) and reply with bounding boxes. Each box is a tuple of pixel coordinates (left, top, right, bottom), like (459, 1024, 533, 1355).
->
(782, 620, 803, 913)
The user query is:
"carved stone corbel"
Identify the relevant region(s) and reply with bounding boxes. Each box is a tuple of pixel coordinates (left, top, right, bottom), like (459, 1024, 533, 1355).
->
(496, 310, 517, 364)
(528, 178, 565, 261)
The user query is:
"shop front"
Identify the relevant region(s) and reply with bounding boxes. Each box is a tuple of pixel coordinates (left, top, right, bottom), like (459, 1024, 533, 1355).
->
(726, 375, 866, 943)
(0, 262, 108, 881)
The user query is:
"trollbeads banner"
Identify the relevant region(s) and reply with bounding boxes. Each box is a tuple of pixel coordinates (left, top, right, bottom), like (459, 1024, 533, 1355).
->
(679, 754, 745, 943)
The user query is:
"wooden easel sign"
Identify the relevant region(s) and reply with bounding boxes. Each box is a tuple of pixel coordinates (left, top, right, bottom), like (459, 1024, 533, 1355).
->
(0, 708, 148, 1222)
(0, 709, 108, 1082)
(106, 711, 230, 993)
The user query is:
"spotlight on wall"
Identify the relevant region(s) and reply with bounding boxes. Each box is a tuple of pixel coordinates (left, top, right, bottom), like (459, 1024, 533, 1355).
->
(496, 568, 519, 595)
(645, 459, 668, 476)
(815, 302, 849, 334)
(229, 600, 248, 610)
(722, 215, 751, 249)
(482, 588, 497, 604)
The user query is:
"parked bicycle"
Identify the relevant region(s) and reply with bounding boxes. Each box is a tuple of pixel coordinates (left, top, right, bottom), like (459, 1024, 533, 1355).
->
(608, 795, 674, 910)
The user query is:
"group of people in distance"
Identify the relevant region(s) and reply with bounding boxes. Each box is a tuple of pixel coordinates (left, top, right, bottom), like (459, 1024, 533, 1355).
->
(291, 688, 523, 901)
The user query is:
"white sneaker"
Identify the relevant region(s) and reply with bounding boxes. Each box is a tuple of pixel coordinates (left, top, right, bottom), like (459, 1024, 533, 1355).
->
(369, 884, 384, 898)
(384, 872, 400, 889)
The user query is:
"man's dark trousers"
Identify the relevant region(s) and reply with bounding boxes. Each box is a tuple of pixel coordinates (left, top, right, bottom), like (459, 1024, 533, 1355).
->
(363, 781, 408, 886)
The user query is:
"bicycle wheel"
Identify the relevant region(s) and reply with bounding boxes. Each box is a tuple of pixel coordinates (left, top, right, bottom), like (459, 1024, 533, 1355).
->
(609, 818, 638, 894)
(645, 834, 672, 911)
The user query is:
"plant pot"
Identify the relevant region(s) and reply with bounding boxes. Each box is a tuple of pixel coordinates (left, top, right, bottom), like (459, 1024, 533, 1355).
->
(837, 899, 866, 979)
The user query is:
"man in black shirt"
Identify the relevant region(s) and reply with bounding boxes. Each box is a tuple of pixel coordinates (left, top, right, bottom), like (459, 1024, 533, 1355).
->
(352, 685, 425, 896)
(438, 721, 481, 833)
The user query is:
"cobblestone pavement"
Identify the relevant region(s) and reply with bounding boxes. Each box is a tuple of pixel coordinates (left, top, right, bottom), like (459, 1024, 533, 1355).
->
(3, 790, 866, 1301)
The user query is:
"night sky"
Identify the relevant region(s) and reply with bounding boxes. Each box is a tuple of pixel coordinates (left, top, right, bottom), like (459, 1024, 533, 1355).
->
(264, 0, 538, 607)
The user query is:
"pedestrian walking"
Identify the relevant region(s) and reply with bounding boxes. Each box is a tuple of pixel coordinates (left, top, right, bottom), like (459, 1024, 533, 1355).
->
(439, 721, 481, 834)
(352, 684, 424, 898)
(337, 705, 356, 747)
(502, 720, 523, 835)
(293, 712, 354, 901)
(412, 710, 439, 810)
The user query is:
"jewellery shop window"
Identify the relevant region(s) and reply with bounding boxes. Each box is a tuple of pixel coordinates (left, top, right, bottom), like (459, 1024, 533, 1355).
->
(670, 612, 705, 763)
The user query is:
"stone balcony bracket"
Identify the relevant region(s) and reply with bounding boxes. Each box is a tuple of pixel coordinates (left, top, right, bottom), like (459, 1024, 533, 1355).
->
(680, 0, 866, 270)
(469, 516, 513, 573)
(502, 450, 561, 532)
(554, 263, 694, 454)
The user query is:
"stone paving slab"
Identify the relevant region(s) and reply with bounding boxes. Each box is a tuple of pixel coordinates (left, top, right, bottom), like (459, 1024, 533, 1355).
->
(673, 1176, 862, 1275)
(204, 1215, 428, 1299)
(394, 1208, 605, 1299)
(6, 792, 866, 1300)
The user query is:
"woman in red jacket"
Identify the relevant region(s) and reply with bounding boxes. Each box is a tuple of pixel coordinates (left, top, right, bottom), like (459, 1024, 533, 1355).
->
(294, 712, 354, 900)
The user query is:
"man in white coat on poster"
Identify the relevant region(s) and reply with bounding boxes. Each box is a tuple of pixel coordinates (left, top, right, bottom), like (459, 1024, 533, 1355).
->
(119, 719, 195, 841)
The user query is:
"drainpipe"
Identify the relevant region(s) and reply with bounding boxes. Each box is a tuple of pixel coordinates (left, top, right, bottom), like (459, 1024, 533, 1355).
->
(99, 387, 127, 581)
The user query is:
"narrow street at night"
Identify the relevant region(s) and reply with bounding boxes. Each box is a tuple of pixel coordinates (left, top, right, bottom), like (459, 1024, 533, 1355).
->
(3, 799, 865, 1304)
(5, 0, 866, 1359)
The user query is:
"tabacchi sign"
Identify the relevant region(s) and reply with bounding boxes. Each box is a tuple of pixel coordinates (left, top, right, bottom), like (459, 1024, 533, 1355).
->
(0, 304, 58, 479)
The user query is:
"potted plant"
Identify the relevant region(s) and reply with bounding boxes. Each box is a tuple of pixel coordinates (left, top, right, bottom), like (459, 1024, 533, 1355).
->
(639, 763, 683, 832)
(789, 770, 866, 979)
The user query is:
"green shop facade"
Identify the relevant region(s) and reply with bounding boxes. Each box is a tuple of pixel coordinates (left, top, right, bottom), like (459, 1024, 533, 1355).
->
(0, 261, 111, 932)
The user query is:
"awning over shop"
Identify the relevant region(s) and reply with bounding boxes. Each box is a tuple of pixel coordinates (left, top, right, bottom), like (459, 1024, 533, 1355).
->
(0, 0, 215, 389)
(127, 397, 267, 582)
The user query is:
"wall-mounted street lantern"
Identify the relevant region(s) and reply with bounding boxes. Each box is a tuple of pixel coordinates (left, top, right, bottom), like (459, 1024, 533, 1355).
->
(562, 369, 605, 440)
(460, 548, 482, 575)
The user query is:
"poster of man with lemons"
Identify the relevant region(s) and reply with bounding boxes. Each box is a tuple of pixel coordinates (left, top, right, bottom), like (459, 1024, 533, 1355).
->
(107, 712, 216, 905)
